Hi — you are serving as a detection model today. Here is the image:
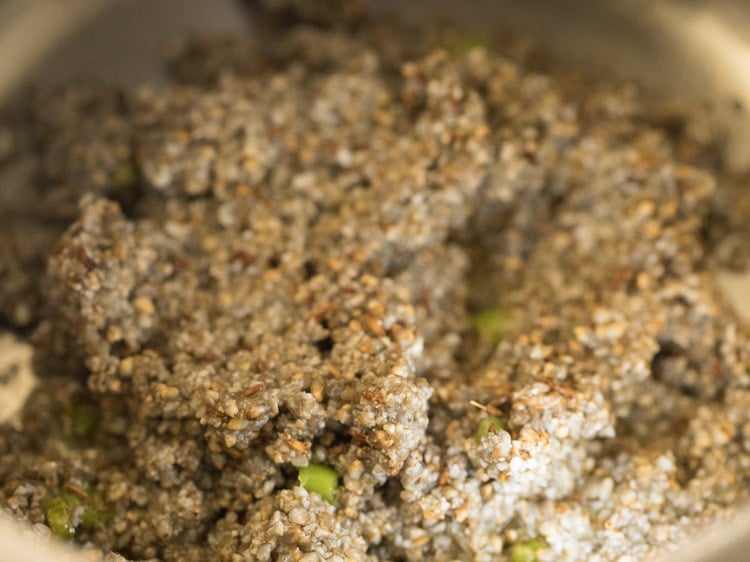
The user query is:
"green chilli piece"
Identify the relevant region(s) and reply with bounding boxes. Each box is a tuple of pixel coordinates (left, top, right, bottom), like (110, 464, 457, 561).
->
(68, 402, 99, 440)
(298, 463, 340, 504)
(42, 492, 88, 540)
(42, 495, 79, 540)
(510, 537, 549, 562)
(112, 160, 138, 189)
(475, 416, 504, 443)
(41, 487, 108, 540)
(65, 396, 100, 440)
(79, 487, 110, 529)
(472, 306, 510, 346)
(447, 32, 488, 57)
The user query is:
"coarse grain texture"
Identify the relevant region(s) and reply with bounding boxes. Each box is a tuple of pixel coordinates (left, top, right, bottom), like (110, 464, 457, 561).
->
(2, 5, 750, 562)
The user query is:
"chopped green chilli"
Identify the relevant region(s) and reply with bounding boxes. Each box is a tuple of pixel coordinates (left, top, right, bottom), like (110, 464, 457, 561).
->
(298, 463, 340, 503)
(42, 494, 79, 540)
(67, 401, 99, 440)
(475, 416, 504, 443)
(447, 32, 488, 56)
(41, 487, 108, 540)
(510, 537, 549, 562)
(472, 307, 510, 346)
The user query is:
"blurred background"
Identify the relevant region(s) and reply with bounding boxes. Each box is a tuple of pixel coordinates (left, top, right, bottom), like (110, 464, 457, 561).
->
(2, 0, 749, 319)
(1, 0, 750, 171)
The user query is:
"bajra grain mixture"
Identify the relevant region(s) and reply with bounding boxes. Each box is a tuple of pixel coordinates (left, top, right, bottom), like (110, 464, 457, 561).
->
(1, 3, 750, 562)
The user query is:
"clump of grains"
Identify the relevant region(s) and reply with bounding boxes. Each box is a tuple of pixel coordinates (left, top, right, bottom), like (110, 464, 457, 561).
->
(1, 4, 750, 562)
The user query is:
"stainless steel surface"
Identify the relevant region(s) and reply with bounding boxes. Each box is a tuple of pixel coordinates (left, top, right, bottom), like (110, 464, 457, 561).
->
(0, 1, 104, 103)
(659, 503, 750, 562)
(0, 516, 86, 562)
(0, 0, 249, 104)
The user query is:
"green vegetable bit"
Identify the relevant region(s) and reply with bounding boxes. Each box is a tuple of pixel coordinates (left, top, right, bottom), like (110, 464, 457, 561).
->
(79, 488, 110, 529)
(298, 463, 340, 503)
(41, 487, 108, 540)
(112, 160, 138, 189)
(472, 306, 510, 346)
(68, 402, 99, 439)
(446, 32, 488, 57)
(42, 495, 79, 540)
(475, 416, 504, 443)
(510, 537, 549, 562)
